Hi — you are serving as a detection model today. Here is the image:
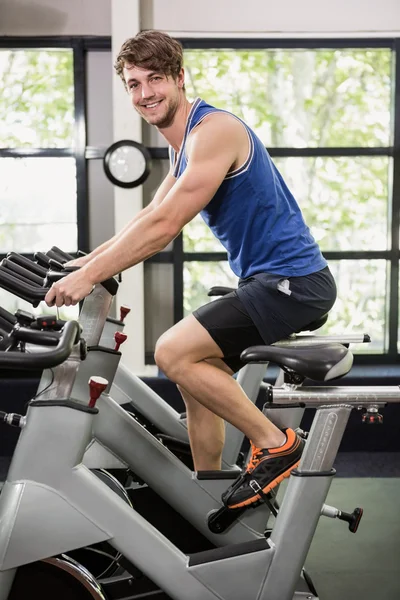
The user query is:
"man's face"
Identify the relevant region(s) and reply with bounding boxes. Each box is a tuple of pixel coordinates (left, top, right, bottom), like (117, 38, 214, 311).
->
(123, 65, 183, 128)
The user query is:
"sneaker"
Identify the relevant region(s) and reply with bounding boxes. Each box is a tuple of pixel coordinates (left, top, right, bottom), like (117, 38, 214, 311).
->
(221, 428, 304, 509)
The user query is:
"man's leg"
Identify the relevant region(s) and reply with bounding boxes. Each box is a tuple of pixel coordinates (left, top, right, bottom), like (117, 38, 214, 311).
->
(177, 358, 233, 471)
(155, 315, 286, 453)
(155, 314, 304, 508)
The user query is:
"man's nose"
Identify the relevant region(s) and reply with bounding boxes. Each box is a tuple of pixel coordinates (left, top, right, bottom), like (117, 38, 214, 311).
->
(141, 82, 154, 99)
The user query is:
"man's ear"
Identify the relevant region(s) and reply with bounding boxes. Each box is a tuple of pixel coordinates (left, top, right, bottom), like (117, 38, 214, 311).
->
(177, 67, 185, 89)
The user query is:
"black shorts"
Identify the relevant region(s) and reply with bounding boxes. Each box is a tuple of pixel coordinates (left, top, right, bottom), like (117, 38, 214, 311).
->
(193, 267, 337, 374)
(194, 292, 265, 373)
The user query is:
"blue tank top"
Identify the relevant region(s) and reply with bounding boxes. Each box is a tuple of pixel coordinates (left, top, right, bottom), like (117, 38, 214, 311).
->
(170, 98, 327, 279)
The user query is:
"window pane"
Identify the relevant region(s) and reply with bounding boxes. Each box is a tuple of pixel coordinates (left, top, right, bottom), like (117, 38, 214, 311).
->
(184, 259, 386, 353)
(184, 261, 238, 315)
(184, 48, 392, 147)
(183, 157, 389, 253)
(0, 49, 74, 148)
(183, 214, 225, 252)
(318, 260, 387, 353)
(0, 157, 77, 253)
(274, 156, 389, 251)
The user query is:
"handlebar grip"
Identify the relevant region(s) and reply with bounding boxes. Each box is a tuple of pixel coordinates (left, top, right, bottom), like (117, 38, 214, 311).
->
(13, 327, 62, 346)
(0, 320, 80, 370)
(34, 252, 52, 269)
(0, 316, 14, 333)
(1, 258, 44, 286)
(49, 247, 76, 262)
(3, 252, 117, 299)
(0, 268, 48, 307)
(45, 270, 69, 286)
(0, 306, 17, 326)
(48, 258, 65, 271)
(6, 253, 47, 278)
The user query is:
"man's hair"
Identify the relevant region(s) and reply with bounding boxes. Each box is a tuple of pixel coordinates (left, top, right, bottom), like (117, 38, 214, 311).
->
(114, 30, 184, 89)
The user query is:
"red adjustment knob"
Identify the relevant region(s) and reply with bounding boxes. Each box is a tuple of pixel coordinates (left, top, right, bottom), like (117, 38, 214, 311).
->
(120, 305, 131, 322)
(114, 331, 128, 351)
(88, 376, 109, 408)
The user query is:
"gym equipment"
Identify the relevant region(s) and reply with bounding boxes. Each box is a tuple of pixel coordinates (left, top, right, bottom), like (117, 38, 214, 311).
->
(0, 267, 277, 547)
(0, 312, 399, 599)
(0, 253, 368, 547)
(22, 247, 370, 470)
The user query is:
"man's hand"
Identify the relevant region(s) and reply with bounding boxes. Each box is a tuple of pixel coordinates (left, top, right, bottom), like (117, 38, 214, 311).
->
(44, 268, 95, 308)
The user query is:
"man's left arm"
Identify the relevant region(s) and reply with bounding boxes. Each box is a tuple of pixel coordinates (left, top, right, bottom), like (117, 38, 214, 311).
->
(44, 118, 239, 307)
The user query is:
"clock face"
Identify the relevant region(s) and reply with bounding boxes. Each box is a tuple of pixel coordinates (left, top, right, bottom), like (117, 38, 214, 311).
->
(104, 141, 152, 188)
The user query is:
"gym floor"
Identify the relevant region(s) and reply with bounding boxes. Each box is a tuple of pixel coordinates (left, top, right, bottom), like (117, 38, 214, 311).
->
(1, 452, 399, 599)
(278, 452, 400, 600)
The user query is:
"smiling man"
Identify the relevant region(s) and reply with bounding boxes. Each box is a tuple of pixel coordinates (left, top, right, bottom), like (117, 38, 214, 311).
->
(44, 30, 337, 510)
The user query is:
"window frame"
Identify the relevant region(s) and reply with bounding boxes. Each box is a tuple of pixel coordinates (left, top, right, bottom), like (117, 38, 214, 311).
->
(0, 36, 112, 258)
(1, 36, 398, 365)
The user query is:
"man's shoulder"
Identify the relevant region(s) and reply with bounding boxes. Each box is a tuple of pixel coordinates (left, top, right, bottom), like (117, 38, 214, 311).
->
(190, 110, 246, 141)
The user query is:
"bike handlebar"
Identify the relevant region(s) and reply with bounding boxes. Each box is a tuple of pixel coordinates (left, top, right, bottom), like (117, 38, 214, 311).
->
(2, 252, 119, 299)
(0, 320, 80, 370)
(0, 267, 47, 307)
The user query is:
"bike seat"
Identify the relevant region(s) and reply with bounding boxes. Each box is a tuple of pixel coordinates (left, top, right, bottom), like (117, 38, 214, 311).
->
(240, 343, 353, 381)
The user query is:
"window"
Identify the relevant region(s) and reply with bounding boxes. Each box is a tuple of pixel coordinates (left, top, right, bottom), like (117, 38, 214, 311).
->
(0, 41, 88, 318)
(144, 39, 400, 362)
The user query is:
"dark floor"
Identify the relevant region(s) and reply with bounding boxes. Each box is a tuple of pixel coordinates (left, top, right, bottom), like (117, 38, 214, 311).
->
(305, 478, 400, 600)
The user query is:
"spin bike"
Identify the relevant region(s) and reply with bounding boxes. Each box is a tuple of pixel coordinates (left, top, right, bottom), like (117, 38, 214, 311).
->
(0, 303, 399, 599)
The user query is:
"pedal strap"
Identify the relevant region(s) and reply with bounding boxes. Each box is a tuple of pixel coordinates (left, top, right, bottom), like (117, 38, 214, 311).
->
(249, 479, 278, 517)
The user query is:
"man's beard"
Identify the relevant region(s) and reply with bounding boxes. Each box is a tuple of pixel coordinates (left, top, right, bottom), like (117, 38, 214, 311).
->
(142, 97, 179, 129)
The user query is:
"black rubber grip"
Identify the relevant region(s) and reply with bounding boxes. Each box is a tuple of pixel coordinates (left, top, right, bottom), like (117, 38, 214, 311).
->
(1, 262, 44, 288)
(100, 276, 119, 296)
(13, 327, 61, 346)
(0, 306, 17, 325)
(0, 268, 47, 307)
(34, 252, 52, 268)
(48, 258, 65, 271)
(0, 320, 80, 370)
(0, 316, 14, 333)
(1, 258, 44, 286)
(6, 253, 47, 278)
(49, 246, 76, 262)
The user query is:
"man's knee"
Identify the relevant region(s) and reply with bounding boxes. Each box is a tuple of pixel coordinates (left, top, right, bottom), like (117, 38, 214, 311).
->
(154, 333, 179, 379)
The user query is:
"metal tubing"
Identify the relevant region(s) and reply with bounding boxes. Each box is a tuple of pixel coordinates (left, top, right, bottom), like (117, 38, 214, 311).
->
(271, 386, 400, 407)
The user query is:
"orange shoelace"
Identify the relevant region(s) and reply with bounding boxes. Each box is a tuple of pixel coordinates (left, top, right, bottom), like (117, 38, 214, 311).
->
(246, 442, 264, 473)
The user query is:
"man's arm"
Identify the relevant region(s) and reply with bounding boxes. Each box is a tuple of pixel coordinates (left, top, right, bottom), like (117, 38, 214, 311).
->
(83, 116, 240, 283)
(69, 169, 177, 266)
(44, 116, 241, 306)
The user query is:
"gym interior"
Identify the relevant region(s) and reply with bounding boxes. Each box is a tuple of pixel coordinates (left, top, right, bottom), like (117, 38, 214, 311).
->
(0, 1, 399, 599)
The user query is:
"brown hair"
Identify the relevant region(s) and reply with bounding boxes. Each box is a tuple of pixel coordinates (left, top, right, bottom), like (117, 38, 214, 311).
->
(114, 30, 184, 89)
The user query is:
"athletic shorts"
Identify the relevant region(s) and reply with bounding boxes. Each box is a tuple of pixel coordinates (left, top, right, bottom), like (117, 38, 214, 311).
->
(193, 266, 337, 374)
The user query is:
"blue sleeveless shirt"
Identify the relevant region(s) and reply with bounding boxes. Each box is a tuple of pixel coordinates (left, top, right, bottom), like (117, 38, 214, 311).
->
(170, 98, 327, 279)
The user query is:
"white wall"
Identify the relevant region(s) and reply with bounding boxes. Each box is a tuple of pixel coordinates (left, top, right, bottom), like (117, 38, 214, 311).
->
(142, 0, 400, 36)
(1, 0, 399, 37)
(0, 0, 111, 36)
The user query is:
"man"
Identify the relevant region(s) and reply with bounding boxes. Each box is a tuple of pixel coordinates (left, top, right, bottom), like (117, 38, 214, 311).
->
(45, 30, 336, 510)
